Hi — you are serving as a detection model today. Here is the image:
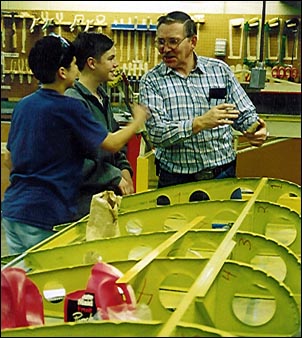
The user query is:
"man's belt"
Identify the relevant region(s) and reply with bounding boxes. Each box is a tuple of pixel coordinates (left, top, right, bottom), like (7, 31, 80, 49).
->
(194, 160, 236, 181)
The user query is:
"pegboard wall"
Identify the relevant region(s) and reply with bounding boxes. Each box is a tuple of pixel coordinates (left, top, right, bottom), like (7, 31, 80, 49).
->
(1, 10, 301, 101)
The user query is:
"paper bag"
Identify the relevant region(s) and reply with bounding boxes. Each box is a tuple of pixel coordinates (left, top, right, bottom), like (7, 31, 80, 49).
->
(86, 191, 122, 241)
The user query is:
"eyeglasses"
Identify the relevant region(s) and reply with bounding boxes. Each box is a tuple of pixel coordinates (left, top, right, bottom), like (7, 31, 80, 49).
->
(155, 36, 188, 50)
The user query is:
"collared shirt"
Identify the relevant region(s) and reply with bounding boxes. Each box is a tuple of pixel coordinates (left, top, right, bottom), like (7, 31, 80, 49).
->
(2, 89, 107, 229)
(65, 81, 133, 218)
(139, 55, 258, 174)
(65, 81, 132, 180)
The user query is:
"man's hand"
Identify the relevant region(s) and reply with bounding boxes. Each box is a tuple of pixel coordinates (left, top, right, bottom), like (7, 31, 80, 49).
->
(242, 118, 268, 147)
(193, 103, 240, 133)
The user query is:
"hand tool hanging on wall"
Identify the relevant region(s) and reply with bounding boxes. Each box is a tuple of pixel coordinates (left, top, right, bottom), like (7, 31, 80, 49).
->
(21, 16, 26, 53)
(133, 16, 139, 62)
(25, 58, 32, 84)
(1, 51, 6, 83)
(141, 19, 146, 61)
(243, 17, 260, 68)
(121, 71, 134, 111)
(138, 61, 143, 84)
(282, 17, 299, 61)
(11, 12, 18, 50)
(41, 12, 54, 37)
(95, 14, 106, 33)
(70, 14, 84, 33)
(121, 72, 153, 152)
(112, 19, 118, 44)
(146, 17, 151, 63)
(1, 14, 6, 49)
(119, 19, 124, 62)
(154, 44, 159, 67)
(153, 19, 159, 66)
(84, 19, 94, 32)
(10, 59, 17, 82)
(18, 58, 25, 84)
(20, 12, 31, 54)
(127, 17, 132, 62)
(107, 67, 128, 115)
(29, 16, 40, 33)
(134, 62, 140, 93)
(55, 12, 64, 36)
(271, 18, 299, 80)
(228, 18, 244, 59)
(192, 14, 205, 40)
(127, 62, 133, 89)
(286, 19, 299, 82)
(249, 0, 266, 89)
(278, 17, 299, 81)
(41, 11, 48, 36)
(264, 17, 281, 67)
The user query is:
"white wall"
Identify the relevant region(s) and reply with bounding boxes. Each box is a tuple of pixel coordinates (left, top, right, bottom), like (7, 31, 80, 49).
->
(1, 1, 301, 15)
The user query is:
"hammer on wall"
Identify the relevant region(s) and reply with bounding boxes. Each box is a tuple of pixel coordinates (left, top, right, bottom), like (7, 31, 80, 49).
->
(1, 11, 18, 49)
(11, 12, 18, 49)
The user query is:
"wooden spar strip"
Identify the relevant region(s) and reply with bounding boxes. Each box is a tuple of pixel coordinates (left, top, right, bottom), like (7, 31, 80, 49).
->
(157, 177, 268, 337)
(116, 215, 205, 283)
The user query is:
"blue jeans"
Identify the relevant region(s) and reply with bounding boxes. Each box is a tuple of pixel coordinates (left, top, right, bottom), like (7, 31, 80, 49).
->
(1, 217, 55, 255)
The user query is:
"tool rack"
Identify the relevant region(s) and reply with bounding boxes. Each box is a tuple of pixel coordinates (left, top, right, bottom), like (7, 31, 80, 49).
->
(111, 22, 157, 31)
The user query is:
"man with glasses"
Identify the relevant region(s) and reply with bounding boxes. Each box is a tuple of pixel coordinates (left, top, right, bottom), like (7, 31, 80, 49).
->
(139, 11, 268, 192)
(1, 34, 148, 254)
